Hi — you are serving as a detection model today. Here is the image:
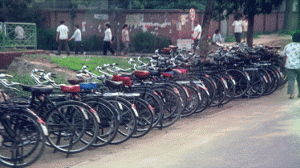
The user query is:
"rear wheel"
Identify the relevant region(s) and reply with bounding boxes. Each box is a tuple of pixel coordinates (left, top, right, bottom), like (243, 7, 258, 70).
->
(0, 110, 45, 168)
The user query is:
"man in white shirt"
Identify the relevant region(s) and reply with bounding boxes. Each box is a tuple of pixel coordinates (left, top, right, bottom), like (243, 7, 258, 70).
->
(103, 23, 116, 56)
(192, 21, 202, 53)
(69, 25, 83, 55)
(232, 15, 243, 43)
(56, 21, 70, 55)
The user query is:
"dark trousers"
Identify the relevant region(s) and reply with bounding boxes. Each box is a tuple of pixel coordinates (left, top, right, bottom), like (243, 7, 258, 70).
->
(193, 39, 200, 52)
(234, 33, 242, 43)
(286, 68, 300, 94)
(75, 41, 83, 54)
(58, 39, 70, 54)
(103, 41, 114, 55)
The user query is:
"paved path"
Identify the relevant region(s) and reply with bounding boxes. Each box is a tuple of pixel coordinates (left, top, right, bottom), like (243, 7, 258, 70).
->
(69, 85, 300, 168)
(22, 84, 300, 168)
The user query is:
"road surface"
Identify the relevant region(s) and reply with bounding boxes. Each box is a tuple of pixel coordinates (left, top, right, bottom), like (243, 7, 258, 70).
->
(23, 84, 300, 168)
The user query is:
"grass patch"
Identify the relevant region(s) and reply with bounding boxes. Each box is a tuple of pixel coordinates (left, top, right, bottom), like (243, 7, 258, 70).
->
(1, 71, 68, 98)
(51, 56, 149, 76)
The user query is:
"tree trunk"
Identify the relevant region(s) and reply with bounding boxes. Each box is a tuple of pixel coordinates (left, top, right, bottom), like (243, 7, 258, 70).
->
(247, 12, 255, 47)
(199, 0, 215, 56)
(283, 0, 294, 33)
(297, 0, 300, 30)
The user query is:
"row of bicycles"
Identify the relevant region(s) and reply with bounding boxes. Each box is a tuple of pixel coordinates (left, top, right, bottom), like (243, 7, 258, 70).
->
(0, 42, 286, 167)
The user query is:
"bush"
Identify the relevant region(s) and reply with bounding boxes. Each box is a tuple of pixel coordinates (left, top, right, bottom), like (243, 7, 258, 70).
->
(82, 35, 103, 52)
(156, 36, 171, 51)
(37, 27, 57, 50)
(131, 31, 158, 53)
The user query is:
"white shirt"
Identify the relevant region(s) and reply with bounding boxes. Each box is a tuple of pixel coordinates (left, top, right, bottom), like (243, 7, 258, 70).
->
(71, 29, 82, 41)
(15, 26, 25, 40)
(212, 33, 223, 43)
(193, 24, 202, 40)
(57, 24, 69, 40)
(104, 28, 112, 41)
(243, 20, 248, 32)
(232, 20, 243, 33)
(282, 42, 300, 69)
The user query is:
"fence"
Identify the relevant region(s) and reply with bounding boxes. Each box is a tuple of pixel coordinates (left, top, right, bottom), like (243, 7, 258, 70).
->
(0, 22, 37, 52)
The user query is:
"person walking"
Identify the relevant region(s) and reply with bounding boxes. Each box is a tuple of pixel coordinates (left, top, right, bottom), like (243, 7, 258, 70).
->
(282, 30, 300, 99)
(103, 23, 116, 56)
(192, 21, 202, 53)
(69, 25, 83, 55)
(121, 24, 130, 57)
(242, 16, 248, 42)
(56, 21, 70, 55)
(231, 15, 243, 43)
(212, 29, 223, 45)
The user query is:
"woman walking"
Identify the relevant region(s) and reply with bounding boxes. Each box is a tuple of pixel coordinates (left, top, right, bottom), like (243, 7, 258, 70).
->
(282, 30, 300, 99)
(103, 23, 116, 56)
(121, 24, 130, 57)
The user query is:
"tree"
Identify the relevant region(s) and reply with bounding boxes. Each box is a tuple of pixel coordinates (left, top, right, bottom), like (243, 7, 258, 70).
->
(214, 0, 284, 47)
(0, 0, 45, 22)
(283, 0, 294, 33)
(199, 0, 215, 56)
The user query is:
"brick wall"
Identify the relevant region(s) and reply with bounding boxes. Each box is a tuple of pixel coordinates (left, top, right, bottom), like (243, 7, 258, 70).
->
(39, 9, 285, 49)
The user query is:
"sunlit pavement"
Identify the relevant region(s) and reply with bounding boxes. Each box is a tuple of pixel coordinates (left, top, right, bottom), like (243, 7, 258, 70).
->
(25, 84, 300, 168)
(67, 85, 300, 168)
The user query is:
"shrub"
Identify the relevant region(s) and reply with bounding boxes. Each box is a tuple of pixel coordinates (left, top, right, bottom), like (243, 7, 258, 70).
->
(37, 27, 57, 50)
(82, 35, 103, 52)
(131, 31, 159, 53)
(156, 36, 171, 51)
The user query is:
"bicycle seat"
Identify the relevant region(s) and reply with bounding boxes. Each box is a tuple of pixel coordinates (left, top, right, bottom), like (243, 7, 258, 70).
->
(274, 46, 281, 49)
(134, 70, 150, 80)
(60, 84, 81, 93)
(161, 71, 174, 78)
(149, 70, 160, 76)
(163, 48, 171, 54)
(118, 72, 134, 77)
(68, 79, 85, 85)
(21, 85, 54, 94)
(169, 45, 178, 50)
(112, 74, 132, 86)
(173, 68, 187, 74)
(80, 82, 97, 90)
(105, 80, 124, 90)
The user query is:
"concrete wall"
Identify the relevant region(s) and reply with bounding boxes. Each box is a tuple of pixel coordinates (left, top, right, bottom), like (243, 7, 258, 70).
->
(39, 9, 285, 48)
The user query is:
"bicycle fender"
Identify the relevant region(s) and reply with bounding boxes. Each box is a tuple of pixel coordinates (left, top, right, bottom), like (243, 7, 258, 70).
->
(26, 108, 49, 136)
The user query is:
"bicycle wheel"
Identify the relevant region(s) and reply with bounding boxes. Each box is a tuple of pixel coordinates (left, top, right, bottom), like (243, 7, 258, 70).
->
(81, 97, 119, 147)
(125, 97, 153, 138)
(197, 74, 217, 106)
(263, 66, 280, 95)
(153, 87, 182, 128)
(45, 101, 98, 154)
(143, 91, 164, 128)
(0, 110, 46, 167)
(180, 85, 199, 117)
(244, 70, 266, 98)
(220, 73, 236, 105)
(227, 69, 250, 98)
(103, 97, 137, 145)
(209, 75, 227, 107)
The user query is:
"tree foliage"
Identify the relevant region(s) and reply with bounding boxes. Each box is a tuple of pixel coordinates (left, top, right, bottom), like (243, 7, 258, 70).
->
(213, 0, 284, 47)
(0, 0, 45, 22)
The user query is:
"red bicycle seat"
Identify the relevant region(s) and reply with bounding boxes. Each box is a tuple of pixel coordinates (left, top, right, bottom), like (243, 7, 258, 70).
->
(60, 84, 81, 93)
(173, 69, 187, 74)
(112, 74, 132, 86)
(134, 70, 151, 80)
